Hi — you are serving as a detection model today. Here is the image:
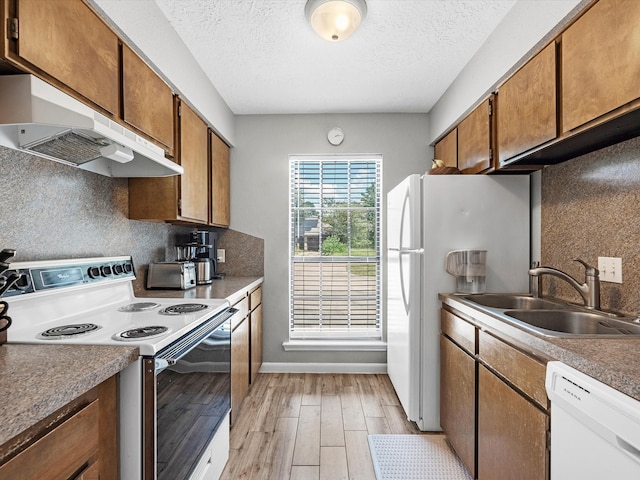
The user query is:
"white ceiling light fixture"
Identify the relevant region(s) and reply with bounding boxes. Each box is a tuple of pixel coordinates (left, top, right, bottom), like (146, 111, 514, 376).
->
(305, 0, 367, 42)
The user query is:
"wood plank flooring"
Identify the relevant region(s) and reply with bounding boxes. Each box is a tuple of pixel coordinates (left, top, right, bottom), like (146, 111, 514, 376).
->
(221, 373, 421, 480)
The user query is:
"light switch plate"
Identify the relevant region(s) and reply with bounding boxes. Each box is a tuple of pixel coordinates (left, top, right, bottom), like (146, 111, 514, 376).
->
(598, 256, 622, 283)
(217, 249, 226, 263)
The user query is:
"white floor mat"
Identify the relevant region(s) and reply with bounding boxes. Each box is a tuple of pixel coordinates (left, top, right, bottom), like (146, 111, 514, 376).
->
(368, 434, 473, 480)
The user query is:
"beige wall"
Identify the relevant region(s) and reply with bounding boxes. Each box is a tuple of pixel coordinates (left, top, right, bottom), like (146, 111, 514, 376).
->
(541, 136, 640, 315)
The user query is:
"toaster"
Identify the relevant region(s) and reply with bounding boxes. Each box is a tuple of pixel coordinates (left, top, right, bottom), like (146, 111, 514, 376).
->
(147, 261, 197, 290)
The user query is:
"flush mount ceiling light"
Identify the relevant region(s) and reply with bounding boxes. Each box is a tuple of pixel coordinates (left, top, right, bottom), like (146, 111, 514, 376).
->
(305, 0, 367, 42)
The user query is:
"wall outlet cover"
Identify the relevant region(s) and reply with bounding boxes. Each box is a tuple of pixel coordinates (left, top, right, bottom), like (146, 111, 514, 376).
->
(217, 248, 226, 263)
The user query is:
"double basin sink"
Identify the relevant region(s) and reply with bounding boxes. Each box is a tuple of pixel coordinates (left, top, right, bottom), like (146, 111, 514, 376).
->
(459, 294, 640, 337)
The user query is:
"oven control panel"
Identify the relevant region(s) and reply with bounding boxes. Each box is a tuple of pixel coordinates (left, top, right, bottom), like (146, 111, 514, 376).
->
(0, 257, 135, 297)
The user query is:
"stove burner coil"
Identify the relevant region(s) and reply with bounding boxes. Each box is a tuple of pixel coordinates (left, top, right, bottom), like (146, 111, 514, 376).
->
(159, 303, 210, 315)
(115, 326, 169, 340)
(118, 302, 161, 312)
(39, 323, 101, 339)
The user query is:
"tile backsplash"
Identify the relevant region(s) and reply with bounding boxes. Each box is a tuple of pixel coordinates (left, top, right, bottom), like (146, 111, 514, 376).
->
(0, 146, 263, 287)
(541, 136, 640, 315)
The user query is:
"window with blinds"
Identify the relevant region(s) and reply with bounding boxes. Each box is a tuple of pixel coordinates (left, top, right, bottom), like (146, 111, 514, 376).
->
(289, 155, 381, 340)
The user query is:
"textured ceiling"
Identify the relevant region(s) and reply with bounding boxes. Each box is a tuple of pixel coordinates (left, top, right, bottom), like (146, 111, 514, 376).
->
(151, 0, 518, 115)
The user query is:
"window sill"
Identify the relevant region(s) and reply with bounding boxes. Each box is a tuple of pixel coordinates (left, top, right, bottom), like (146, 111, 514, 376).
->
(282, 340, 387, 352)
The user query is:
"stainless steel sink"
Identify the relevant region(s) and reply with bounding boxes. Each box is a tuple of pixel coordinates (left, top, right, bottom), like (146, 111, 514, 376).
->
(462, 294, 562, 310)
(457, 293, 640, 337)
(505, 310, 640, 336)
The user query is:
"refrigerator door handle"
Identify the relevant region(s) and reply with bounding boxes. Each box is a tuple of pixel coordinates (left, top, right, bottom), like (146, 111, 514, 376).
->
(399, 251, 409, 315)
(398, 249, 424, 314)
(398, 187, 409, 250)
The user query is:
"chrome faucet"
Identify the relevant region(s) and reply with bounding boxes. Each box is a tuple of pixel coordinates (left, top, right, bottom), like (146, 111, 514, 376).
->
(528, 259, 600, 310)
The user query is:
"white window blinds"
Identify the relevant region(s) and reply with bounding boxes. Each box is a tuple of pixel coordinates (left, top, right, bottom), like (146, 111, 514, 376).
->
(289, 155, 381, 340)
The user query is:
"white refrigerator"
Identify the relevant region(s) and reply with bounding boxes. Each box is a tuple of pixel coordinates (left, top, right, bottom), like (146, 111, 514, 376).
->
(386, 174, 530, 431)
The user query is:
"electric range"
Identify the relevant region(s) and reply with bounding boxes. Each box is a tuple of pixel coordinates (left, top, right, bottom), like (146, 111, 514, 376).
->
(1, 256, 235, 480)
(3, 256, 229, 354)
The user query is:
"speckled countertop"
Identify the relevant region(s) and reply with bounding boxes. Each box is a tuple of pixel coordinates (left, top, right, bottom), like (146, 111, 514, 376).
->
(136, 276, 263, 304)
(0, 344, 138, 446)
(441, 294, 640, 401)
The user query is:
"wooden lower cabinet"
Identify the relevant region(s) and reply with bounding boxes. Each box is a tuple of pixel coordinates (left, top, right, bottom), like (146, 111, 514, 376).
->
(0, 376, 117, 480)
(477, 364, 549, 480)
(440, 335, 476, 478)
(231, 315, 249, 425)
(440, 307, 550, 480)
(230, 284, 263, 425)
(250, 303, 263, 384)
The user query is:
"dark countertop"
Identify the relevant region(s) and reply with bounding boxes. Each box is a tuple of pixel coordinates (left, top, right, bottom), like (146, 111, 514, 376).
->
(0, 344, 138, 447)
(440, 293, 640, 401)
(136, 276, 263, 304)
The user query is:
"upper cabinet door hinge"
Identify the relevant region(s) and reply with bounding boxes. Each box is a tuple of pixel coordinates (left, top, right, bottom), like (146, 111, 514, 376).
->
(177, 103, 182, 117)
(488, 101, 493, 116)
(177, 198, 182, 215)
(489, 148, 493, 161)
(8, 18, 19, 40)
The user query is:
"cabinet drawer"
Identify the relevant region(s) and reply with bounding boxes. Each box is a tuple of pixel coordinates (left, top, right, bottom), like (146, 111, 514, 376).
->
(0, 400, 99, 480)
(250, 286, 262, 311)
(441, 309, 476, 354)
(232, 296, 249, 330)
(479, 331, 547, 409)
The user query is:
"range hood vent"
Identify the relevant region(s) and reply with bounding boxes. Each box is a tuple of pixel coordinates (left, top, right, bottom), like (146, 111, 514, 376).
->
(0, 75, 183, 177)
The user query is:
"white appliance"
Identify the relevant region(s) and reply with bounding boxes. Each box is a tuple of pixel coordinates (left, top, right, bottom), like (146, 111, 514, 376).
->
(2, 256, 233, 480)
(546, 361, 640, 479)
(386, 174, 530, 431)
(0, 74, 183, 177)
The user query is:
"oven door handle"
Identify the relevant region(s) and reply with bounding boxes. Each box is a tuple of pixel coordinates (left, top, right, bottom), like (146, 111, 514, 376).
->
(155, 358, 177, 374)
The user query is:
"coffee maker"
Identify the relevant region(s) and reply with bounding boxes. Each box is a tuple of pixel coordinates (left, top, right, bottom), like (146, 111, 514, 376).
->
(177, 230, 220, 284)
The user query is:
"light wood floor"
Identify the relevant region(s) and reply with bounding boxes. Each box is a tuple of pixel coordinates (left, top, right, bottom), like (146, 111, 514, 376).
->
(220, 373, 422, 480)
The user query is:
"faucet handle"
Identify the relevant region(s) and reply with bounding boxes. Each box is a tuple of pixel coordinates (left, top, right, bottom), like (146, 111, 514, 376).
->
(574, 258, 599, 276)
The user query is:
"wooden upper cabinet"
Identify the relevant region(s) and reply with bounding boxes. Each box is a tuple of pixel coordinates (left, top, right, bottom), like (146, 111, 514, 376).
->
(9, 0, 119, 115)
(179, 102, 209, 224)
(562, 0, 640, 132)
(457, 98, 492, 174)
(122, 46, 175, 155)
(434, 129, 457, 168)
(210, 131, 231, 227)
(129, 101, 209, 224)
(497, 42, 557, 164)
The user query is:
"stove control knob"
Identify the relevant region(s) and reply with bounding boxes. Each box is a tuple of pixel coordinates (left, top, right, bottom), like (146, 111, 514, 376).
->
(100, 265, 112, 277)
(88, 267, 101, 279)
(113, 264, 124, 275)
(123, 263, 133, 274)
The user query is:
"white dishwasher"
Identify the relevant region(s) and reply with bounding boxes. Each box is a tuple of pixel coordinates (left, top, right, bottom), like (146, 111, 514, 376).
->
(546, 361, 640, 479)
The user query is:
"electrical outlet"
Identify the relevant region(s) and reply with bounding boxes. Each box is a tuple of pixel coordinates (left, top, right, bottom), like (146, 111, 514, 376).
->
(217, 249, 226, 263)
(598, 256, 622, 283)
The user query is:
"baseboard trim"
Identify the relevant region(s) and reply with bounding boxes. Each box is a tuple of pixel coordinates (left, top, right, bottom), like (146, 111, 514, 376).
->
(259, 362, 388, 374)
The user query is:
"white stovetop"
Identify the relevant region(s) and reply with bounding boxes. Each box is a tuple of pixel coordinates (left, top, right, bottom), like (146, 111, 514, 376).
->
(5, 280, 229, 355)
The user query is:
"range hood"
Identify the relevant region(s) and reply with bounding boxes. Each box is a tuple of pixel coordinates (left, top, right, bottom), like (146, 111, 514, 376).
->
(0, 75, 183, 177)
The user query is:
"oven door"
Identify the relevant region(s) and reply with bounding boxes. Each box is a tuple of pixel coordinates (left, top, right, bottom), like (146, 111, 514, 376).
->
(143, 307, 235, 480)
